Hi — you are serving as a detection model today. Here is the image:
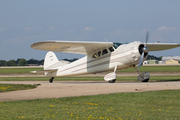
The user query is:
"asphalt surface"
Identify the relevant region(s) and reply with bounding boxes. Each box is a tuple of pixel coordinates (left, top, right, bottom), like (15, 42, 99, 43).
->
(0, 81, 180, 102)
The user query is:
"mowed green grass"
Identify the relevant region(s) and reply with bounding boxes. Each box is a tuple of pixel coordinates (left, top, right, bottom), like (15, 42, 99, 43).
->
(0, 90, 180, 119)
(0, 76, 180, 82)
(0, 66, 180, 119)
(119, 65, 180, 72)
(0, 84, 38, 92)
(0, 65, 180, 74)
(0, 68, 43, 74)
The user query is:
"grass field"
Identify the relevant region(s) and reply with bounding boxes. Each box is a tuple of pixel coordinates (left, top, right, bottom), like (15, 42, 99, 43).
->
(0, 65, 180, 74)
(0, 84, 38, 92)
(0, 76, 180, 82)
(0, 66, 180, 119)
(119, 65, 180, 72)
(0, 68, 43, 74)
(0, 90, 180, 119)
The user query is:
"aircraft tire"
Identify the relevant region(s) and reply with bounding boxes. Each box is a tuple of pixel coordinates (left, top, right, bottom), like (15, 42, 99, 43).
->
(49, 77, 54, 83)
(141, 79, 149, 82)
(108, 79, 116, 83)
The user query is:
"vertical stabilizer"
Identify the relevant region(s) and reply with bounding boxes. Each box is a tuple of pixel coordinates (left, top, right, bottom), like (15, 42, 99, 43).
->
(44, 51, 59, 70)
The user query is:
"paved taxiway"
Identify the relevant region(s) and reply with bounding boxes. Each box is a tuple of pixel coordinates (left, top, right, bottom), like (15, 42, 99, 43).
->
(0, 81, 180, 102)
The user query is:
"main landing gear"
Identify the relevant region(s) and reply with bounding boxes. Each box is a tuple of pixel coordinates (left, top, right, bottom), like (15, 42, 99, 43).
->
(134, 66, 150, 82)
(49, 77, 54, 83)
(104, 65, 117, 83)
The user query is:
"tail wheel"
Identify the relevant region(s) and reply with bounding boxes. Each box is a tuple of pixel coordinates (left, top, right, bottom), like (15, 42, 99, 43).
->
(49, 77, 54, 83)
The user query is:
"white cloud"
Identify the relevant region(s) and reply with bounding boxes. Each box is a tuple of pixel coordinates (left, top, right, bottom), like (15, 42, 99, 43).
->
(157, 26, 177, 32)
(25, 27, 32, 30)
(49, 27, 55, 30)
(84, 27, 93, 31)
(0, 28, 3, 31)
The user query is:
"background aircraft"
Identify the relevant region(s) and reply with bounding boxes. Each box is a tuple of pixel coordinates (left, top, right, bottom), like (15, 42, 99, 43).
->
(31, 32, 180, 83)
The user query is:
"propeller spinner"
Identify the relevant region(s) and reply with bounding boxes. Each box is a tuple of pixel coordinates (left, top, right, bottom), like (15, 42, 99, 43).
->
(138, 31, 149, 68)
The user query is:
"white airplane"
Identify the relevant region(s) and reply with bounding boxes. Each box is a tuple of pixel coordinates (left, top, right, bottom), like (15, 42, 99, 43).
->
(31, 32, 180, 83)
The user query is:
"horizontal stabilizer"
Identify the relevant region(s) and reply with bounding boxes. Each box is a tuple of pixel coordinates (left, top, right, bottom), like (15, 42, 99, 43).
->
(31, 69, 58, 74)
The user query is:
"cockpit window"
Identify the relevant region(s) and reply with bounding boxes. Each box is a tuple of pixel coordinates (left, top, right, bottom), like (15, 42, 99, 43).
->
(113, 43, 122, 49)
(113, 42, 128, 49)
(109, 47, 114, 52)
(102, 49, 108, 55)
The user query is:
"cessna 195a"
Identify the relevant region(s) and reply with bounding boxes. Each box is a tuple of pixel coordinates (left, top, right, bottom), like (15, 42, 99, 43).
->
(31, 32, 180, 83)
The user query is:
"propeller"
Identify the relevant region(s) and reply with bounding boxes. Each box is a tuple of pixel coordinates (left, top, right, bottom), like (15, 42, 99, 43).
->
(138, 31, 149, 68)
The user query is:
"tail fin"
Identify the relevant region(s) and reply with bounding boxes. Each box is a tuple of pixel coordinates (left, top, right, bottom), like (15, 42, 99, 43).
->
(44, 51, 59, 70)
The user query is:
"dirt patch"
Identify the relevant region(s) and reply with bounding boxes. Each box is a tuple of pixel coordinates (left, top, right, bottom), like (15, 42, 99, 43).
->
(0, 81, 180, 102)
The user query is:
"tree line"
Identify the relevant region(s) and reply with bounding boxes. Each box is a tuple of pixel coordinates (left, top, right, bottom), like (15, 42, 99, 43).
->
(0, 58, 79, 66)
(0, 59, 44, 66)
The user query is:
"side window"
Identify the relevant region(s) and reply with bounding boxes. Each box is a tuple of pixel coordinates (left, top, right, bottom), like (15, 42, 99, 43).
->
(92, 51, 102, 58)
(109, 47, 114, 52)
(102, 49, 108, 55)
(98, 51, 101, 57)
(92, 53, 98, 58)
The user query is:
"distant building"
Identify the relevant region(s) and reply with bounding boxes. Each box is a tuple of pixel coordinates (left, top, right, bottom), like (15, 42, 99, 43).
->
(143, 61, 149, 64)
(165, 59, 179, 64)
(158, 61, 163, 64)
(147, 60, 158, 64)
(162, 56, 180, 62)
(162, 56, 180, 64)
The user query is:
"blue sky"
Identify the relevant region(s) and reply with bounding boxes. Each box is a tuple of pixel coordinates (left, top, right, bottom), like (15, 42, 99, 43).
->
(1, 0, 180, 60)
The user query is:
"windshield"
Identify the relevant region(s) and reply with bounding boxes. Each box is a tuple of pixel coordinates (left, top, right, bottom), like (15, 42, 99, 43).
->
(113, 42, 128, 49)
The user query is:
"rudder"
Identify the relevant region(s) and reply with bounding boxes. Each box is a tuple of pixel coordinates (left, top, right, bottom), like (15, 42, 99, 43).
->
(44, 51, 59, 70)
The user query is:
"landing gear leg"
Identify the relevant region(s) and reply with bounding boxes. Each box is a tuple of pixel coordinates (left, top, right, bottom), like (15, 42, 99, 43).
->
(134, 65, 150, 82)
(49, 77, 54, 83)
(105, 65, 117, 83)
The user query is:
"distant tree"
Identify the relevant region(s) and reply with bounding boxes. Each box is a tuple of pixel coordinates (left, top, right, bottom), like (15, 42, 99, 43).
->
(15, 58, 21, 65)
(147, 55, 161, 61)
(27, 59, 38, 64)
(27, 59, 44, 65)
(7, 60, 17, 66)
(158, 56, 163, 61)
(0, 60, 7, 66)
(38, 59, 44, 65)
(62, 58, 78, 62)
(18, 59, 28, 66)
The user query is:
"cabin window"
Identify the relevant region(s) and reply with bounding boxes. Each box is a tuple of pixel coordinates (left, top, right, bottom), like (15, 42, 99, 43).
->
(92, 51, 102, 58)
(92, 53, 98, 58)
(98, 51, 101, 57)
(102, 49, 108, 55)
(109, 47, 114, 52)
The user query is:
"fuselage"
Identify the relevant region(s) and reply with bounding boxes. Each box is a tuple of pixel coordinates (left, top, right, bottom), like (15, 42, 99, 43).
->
(45, 41, 145, 77)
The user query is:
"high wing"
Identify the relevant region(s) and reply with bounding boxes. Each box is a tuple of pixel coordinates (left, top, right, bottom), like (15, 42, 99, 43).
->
(31, 41, 113, 55)
(147, 43, 180, 51)
(31, 41, 180, 54)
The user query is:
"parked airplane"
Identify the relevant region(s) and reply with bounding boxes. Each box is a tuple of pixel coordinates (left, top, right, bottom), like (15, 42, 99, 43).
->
(31, 32, 180, 83)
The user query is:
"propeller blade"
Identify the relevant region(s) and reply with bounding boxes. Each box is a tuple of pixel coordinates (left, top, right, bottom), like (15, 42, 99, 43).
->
(138, 52, 144, 68)
(145, 31, 149, 46)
